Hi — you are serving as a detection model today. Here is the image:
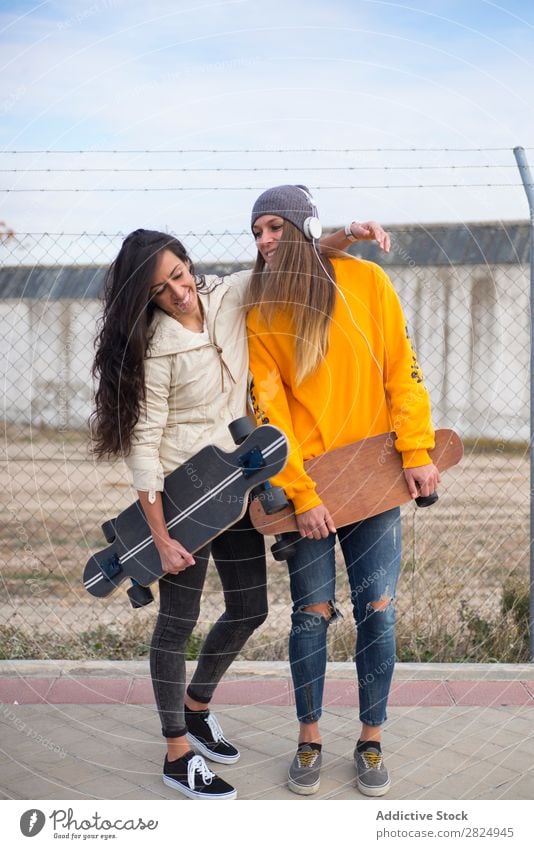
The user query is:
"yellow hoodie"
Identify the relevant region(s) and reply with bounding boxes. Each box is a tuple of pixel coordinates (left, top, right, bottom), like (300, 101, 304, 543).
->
(247, 255, 435, 514)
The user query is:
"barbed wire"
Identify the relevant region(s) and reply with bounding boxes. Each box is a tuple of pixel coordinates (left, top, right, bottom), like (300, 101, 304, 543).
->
(0, 164, 520, 173)
(1, 183, 524, 192)
(2, 147, 532, 154)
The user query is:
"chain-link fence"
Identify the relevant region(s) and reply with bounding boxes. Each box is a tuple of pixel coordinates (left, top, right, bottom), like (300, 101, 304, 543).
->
(0, 223, 530, 663)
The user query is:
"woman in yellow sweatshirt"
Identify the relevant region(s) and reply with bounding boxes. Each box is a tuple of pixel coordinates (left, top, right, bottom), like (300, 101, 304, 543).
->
(247, 185, 440, 798)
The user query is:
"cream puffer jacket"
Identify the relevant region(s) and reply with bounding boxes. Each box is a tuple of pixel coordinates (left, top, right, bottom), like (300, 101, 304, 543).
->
(123, 271, 251, 496)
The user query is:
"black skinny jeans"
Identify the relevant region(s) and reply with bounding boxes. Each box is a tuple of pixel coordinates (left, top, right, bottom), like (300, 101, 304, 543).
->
(150, 510, 267, 738)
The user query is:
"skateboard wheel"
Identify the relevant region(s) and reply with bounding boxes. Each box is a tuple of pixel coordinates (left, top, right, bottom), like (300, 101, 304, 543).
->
(258, 485, 289, 515)
(101, 519, 116, 543)
(127, 583, 154, 608)
(271, 534, 298, 561)
(228, 416, 255, 445)
(415, 491, 439, 508)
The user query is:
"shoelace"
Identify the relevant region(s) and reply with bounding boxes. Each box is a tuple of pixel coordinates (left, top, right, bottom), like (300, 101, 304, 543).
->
(296, 750, 319, 768)
(188, 754, 215, 789)
(205, 712, 230, 744)
(361, 750, 383, 770)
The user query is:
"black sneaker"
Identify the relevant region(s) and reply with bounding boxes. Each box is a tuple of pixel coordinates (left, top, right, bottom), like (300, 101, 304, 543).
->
(162, 752, 237, 800)
(185, 708, 240, 764)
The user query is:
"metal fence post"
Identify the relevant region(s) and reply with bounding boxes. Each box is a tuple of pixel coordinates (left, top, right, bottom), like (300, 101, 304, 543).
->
(513, 145, 534, 662)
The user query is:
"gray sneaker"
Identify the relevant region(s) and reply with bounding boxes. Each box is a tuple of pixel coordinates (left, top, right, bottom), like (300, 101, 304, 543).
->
(288, 744, 322, 795)
(354, 744, 391, 796)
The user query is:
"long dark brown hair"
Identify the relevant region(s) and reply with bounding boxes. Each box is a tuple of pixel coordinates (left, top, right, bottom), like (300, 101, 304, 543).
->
(247, 220, 338, 384)
(90, 229, 198, 458)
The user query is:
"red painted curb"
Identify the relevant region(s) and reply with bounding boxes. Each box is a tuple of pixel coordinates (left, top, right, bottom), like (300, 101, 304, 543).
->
(1, 677, 533, 707)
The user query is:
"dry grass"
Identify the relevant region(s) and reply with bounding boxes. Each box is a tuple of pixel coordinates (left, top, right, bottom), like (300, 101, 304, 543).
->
(1, 425, 529, 661)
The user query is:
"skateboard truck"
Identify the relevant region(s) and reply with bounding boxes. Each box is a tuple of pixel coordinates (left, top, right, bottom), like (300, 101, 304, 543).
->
(230, 418, 295, 561)
(98, 520, 123, 583)
(238, 445, 266, 478)
(230, 416, 270, 480)
(98, 521, 155, 607)
(251, 482, 298, 562)
(99, 553, 122, 582)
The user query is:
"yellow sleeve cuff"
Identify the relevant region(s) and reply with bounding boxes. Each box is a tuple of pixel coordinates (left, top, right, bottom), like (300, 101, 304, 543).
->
(292, 489, 323, 515)
(402, 449, 433, 469)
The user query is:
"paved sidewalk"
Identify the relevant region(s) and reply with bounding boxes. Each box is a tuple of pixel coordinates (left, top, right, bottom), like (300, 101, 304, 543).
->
(1, 661, 533, 801)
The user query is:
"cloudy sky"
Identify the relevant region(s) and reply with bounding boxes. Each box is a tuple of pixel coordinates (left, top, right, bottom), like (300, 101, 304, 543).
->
(1, 0, 533, 238)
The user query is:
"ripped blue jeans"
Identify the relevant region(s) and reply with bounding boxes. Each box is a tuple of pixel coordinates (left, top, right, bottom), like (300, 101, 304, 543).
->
(287, 507, 401, 727)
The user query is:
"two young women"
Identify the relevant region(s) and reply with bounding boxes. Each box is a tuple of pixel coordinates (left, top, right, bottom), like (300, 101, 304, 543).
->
(90, 213, 388, 800)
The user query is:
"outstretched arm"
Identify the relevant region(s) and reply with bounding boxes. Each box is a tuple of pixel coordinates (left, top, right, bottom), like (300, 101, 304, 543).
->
(321, 221, 390, 253)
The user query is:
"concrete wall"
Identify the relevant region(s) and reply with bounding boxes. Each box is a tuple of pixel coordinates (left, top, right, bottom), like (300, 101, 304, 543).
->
(1, 300, 101, 429)
(394, 264, 528, 441)
(1, 263, 529, 440)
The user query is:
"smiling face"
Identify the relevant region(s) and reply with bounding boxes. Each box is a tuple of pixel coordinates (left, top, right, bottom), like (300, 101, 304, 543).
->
(149, 249, 202, 329)
(252, 214, 285, 267)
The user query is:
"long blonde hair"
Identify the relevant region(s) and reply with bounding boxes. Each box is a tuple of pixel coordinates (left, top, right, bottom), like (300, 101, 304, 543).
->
(247, 221, 339, 385)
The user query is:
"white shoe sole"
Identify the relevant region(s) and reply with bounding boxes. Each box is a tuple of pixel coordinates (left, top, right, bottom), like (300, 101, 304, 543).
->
(357, 777, 391, 797)
(288, 775, 321, 796)
(187, 732, 240, 764)
(162, 774, 237, 800)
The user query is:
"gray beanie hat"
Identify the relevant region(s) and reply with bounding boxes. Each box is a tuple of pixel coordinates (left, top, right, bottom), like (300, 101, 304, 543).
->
(250, 184, 317, 236)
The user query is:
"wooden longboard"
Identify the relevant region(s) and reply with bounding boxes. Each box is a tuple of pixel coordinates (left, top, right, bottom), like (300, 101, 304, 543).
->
(249, 428, 463, 535)
(83, 424, 288, 603)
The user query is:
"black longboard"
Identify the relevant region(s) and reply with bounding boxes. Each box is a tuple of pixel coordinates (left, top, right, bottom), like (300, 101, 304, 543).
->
(83, 423, 288, 607)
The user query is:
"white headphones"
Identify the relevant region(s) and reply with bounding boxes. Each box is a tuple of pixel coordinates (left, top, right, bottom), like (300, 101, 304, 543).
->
(295, 185, 323, 241)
